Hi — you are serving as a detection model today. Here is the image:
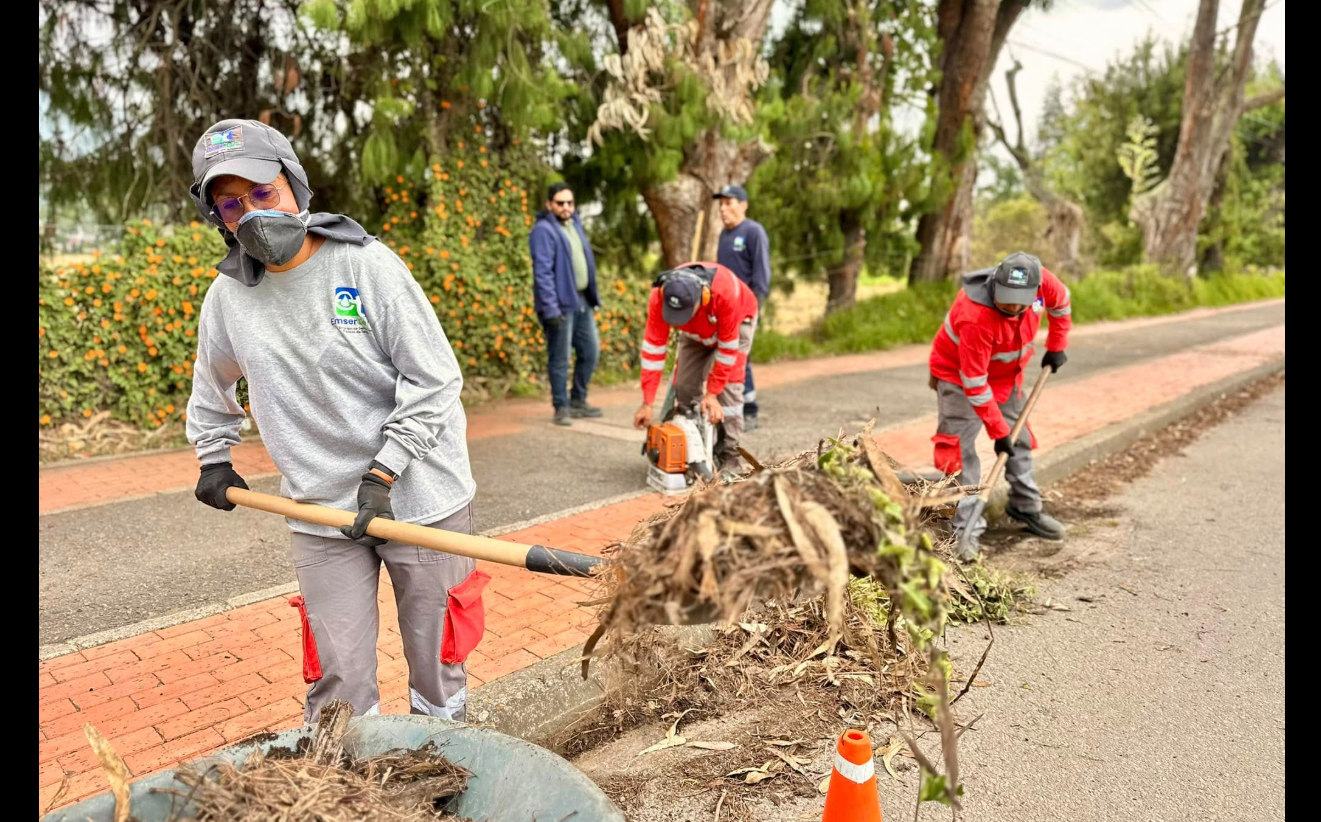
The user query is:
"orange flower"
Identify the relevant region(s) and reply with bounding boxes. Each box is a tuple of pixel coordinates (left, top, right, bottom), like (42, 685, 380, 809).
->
(40, 414, 51, 426)
(430, 294, 440, 304)
(137, 362, 148, 372)
(456, 160, 464, 169)
(63, 297, 75, 307)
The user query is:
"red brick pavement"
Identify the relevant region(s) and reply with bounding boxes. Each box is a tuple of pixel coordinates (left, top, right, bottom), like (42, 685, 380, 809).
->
(38, 315, 1284, 814)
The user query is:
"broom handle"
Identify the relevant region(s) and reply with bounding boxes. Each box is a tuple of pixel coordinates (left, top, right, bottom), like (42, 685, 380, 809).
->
(977, 367, 1052, 502)
(225, 488, 603, 577)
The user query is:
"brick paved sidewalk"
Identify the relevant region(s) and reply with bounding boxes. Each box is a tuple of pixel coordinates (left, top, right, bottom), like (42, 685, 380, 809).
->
(38, 320, 1284, 815)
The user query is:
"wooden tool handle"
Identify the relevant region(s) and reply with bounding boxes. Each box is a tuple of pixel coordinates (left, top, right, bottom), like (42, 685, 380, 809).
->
(690, 208, 706, 261)
(978, 367, 1052, 502)
(226, 488, 602, 577)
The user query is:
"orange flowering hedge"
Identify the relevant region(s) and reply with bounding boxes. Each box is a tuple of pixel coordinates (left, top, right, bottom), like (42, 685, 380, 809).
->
(39, 145, 649, 429)
(374, 138, 648, 386)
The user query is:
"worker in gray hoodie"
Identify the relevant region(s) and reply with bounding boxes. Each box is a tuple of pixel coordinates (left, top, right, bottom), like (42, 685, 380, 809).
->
(184, 119, 483, 724)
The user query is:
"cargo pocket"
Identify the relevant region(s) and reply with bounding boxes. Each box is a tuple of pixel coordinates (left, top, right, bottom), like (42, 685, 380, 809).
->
(440, 569, 492, 664)
(932, 433, 962, 476)
(1018, 422, 1038, 451)
(288, 595, 323, 683)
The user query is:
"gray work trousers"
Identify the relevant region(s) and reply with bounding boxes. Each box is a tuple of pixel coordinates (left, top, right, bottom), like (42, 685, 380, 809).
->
(934, 380, 1042, 541)
(289, 503, 476, 724)
(669, 314, 758, 464)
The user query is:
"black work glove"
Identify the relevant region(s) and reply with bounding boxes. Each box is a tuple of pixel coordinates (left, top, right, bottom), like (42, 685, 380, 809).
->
(195, 462, 249, 511)
(1041, 350, 1067, 373)
(994, 436, 1016, 458)
(340, 471, 394, 546)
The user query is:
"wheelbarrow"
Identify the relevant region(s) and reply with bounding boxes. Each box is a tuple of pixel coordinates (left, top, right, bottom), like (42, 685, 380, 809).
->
(40, 714, 624, 822)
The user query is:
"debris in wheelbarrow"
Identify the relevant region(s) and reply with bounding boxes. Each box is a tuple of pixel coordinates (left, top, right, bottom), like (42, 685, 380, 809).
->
(87, 700, 474, 822)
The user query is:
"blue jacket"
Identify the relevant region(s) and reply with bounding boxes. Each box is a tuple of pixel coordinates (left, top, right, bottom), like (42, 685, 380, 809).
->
(529, 210, 600, 320)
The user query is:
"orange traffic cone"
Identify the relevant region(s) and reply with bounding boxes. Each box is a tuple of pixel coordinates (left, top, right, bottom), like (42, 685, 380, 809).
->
(822, 728, 883, 822)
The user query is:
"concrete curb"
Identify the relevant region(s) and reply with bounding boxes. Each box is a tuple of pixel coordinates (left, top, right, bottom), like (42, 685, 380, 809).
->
(468, 625, 718, 746)
(986, 354, 1286, 519)
(459, 356, 1286, 747)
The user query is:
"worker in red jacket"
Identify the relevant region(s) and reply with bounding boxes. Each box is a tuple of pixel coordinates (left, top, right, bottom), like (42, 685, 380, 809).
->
(633, 262, 759, 479)
(929, 252, 1072, 559)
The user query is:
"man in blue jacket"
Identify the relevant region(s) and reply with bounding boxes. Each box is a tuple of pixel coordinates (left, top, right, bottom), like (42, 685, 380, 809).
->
(714, 184, 771, 430)
(529, 183, 602, 426)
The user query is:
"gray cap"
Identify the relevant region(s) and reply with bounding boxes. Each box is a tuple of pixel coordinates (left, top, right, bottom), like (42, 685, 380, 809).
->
(992, 252, 1043, 306)
(713, 184, 748, 202)
(189, 119, 314, 226)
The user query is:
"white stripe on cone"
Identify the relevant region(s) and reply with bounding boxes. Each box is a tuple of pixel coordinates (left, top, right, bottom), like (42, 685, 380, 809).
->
(833, 751, 875, 784)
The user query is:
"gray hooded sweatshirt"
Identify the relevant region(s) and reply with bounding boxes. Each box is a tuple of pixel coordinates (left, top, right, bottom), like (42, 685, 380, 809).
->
(185, 238, 476, 538)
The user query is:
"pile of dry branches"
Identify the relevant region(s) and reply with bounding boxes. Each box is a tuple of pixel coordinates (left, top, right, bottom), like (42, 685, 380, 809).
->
(581, 425, 981, 810)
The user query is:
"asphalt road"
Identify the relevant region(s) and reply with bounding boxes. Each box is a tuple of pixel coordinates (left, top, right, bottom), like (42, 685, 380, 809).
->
(38, 302, 1284, 646)
(911, 387, 1287, 821)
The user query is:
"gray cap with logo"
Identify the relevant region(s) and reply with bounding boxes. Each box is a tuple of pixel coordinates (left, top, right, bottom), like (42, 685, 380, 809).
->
(991, 252, 1043, 305)
(189, 119, 314, 227)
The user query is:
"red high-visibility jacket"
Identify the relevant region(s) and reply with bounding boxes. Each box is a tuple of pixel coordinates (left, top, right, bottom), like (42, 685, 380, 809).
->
(639, 262, 758, 404)
(929, 266, 1073, 440)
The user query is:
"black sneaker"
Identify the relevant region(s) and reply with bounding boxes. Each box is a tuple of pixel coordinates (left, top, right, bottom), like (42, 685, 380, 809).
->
(569, 400, 603, 418)
(1005, 505, 1066, 540)
(553, 407, 572, 426)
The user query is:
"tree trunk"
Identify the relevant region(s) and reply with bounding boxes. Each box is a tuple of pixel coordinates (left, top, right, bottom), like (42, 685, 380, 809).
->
(1199, 149, 1232, 272)
(990, 58, 1088, 278)
(909, 0, 1029, 284)
(642, 133, 773, 267)
(826, 210, 866, 314)
(1131, 0, 1268, 274)
(610, 0, 777, 268)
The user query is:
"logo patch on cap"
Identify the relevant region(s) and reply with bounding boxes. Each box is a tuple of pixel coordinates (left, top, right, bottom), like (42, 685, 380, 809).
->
(1007, 268, 1029, 286)
(668, 295, 682, 308)
(204, 127, 245, 158)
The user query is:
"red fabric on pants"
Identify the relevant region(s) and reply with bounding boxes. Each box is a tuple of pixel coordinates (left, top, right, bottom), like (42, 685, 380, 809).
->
(441, 569, 491, 664)
(289, 595, 324, 684)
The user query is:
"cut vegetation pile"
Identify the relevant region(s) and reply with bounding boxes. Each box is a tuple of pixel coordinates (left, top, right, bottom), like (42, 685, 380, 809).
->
(581, 424, 1031, 811)
(79, 701, 472, 822)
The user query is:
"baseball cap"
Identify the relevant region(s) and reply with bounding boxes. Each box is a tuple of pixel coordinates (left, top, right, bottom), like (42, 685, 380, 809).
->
(712, 184, 748, 202)
(660, 272, 704, 326)
(192, 120, 297, 201)
(189, 119, 315, 227)
(992, 252, 1043, 305)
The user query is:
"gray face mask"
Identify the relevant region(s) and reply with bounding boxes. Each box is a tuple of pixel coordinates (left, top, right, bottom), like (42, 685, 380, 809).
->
(235, 208, 310, 266)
